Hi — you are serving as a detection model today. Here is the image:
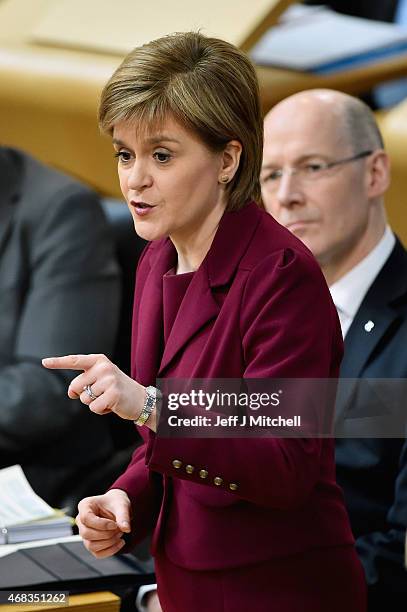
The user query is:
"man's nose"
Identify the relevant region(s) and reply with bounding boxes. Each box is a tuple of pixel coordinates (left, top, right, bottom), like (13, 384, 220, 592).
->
(275, 170, 305, 208)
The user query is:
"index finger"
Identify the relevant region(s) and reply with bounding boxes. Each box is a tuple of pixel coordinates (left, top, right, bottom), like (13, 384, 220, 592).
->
(80, 510, 119, 532)
(42, 354, 98, 371)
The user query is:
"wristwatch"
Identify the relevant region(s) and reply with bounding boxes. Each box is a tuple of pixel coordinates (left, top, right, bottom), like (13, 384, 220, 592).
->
(134, 385, 161, 426)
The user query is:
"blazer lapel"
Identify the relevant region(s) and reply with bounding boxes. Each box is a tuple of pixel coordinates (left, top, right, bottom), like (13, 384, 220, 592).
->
(0, 149, 20, 258)
(159, 264, 220, 373)
(159, 201, 262, 374)
(133, 239, 177, 385)
(335, 240, 407, 421)
(0, 200, 14, 258)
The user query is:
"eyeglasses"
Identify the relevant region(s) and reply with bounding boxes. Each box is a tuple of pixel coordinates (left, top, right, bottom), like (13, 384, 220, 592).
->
(261, 150, 373, 192)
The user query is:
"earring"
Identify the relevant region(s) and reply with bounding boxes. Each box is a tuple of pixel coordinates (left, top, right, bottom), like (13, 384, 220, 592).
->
(220, 175, 229, 184)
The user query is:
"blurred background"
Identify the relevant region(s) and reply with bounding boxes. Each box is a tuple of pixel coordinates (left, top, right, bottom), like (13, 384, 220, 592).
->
(0, 0, 406, 243)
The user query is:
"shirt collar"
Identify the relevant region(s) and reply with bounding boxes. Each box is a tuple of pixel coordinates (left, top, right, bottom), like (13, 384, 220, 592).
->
(330, 226, 395, 323)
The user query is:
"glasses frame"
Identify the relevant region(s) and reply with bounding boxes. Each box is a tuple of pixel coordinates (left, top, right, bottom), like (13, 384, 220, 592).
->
(261, 149, 374, 186)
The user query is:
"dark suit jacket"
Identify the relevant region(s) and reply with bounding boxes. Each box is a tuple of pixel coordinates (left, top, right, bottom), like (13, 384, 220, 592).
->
(334, 239, 407, 610)
(305, 0, 398, 22)
(112, 202, 356, 574)
(0, 147, 120, 509)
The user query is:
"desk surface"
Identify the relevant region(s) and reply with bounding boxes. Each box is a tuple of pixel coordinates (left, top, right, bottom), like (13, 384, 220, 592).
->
(257, 53, 407, 111)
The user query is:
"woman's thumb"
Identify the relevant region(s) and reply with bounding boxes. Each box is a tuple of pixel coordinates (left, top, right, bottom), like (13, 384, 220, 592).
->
(115, 508, 131, 532)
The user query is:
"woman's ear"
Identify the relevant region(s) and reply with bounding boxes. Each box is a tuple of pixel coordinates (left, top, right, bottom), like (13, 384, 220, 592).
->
(218, 140, 242, 184)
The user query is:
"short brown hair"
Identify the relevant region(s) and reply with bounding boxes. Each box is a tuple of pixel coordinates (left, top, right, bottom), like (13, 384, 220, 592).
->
(99, 31, 263, 210)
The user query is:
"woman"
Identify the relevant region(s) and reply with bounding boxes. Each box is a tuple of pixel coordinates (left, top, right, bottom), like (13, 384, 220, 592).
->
(43, 32, 366, 611)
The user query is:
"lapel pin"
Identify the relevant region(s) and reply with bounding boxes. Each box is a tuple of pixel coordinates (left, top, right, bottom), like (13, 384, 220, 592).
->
(364, 320, 375, 332)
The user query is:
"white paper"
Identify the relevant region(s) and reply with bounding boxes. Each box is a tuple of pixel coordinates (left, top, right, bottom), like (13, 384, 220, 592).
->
(0, 534, 82, 559)
(0, 465, 56, 527)
(251, 4, 407, 70)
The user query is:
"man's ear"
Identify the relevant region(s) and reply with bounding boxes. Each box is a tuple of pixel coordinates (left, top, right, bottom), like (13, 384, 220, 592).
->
(366, 150, 391, 199)
(218, 140, 242, 184)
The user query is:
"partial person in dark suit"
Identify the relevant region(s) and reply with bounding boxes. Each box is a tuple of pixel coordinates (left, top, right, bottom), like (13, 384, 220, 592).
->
(0, 147, 120, 512)
(262, 89, 407, 611)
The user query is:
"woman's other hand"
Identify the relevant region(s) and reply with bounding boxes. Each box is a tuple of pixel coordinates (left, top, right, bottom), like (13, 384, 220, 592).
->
(76, 489, 131, 558)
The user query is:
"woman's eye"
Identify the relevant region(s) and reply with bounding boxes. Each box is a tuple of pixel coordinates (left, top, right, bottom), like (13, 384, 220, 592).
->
(114, 151, 132, 163)
(153, 151, 171, 163)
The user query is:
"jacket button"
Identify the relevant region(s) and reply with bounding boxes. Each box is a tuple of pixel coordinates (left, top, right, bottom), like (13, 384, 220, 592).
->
(229, 483, 238, 491)
(214, 476, 223, 486)
(185, 464, 194, 474)
(199, 469, 208, 479)
(172, 459, 182, 469)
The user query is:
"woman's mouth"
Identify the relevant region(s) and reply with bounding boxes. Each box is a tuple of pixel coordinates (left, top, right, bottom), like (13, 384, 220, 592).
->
(130, 201, 157, 216)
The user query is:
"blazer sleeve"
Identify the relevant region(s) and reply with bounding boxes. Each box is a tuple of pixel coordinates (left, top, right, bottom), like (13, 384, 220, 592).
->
(356, 438, 407, 597)
(0, 188, 120, 456)
(121, 249, 342, 510)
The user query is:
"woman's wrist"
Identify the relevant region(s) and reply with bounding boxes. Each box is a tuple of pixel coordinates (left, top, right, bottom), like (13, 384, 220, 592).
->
(134, 384, 160, 432)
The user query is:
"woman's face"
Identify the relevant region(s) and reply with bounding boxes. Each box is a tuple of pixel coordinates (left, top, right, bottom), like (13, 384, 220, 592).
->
(113, 116, 228, 244)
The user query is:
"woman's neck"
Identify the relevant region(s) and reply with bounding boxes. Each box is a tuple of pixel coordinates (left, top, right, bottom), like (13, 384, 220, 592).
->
(172, 202, 226, 274)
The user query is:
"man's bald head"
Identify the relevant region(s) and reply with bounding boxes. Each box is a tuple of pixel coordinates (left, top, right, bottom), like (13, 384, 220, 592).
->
(264, 89, 384, 155)
(262, 89, 390, 285)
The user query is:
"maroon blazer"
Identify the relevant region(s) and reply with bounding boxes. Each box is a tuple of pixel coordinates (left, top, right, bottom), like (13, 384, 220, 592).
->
(111, 201, 354, 570)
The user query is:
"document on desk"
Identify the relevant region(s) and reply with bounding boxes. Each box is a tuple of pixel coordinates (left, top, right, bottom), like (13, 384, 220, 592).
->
(250, 4, 407, 73)
(0, 465, 72, 544)
(0, 465, 55, 526)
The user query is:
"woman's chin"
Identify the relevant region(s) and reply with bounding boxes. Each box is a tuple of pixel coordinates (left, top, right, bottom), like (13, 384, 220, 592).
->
(133, 220, 166, 242)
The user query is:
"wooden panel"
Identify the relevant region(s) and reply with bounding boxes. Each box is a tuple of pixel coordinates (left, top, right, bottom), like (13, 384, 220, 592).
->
(379, 100, 407, 247)
(29, 0, 294, 55)
(0, 591, 120, 612)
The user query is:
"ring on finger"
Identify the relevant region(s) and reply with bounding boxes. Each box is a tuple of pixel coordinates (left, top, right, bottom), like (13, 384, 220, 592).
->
(84, 384, 100, 401)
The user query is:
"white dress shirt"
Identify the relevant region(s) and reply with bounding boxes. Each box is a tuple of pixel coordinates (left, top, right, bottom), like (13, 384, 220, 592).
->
(329, 226, 395, 338)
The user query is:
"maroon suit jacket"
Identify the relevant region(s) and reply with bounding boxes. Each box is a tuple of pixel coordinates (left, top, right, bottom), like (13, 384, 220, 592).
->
(111, 201, 354, 570)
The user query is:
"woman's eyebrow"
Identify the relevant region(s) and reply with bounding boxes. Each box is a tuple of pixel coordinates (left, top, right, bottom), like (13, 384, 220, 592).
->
(112, 136, 181, 147)
(145, 135, 181, 145)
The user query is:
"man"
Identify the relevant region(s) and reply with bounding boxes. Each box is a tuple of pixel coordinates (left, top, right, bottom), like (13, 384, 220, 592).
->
(262, 90, 407, 611)
(0, 146, 120, 512)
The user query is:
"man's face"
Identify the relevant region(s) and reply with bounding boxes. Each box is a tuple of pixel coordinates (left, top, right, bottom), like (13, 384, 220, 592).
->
(261, 100, 372, 268)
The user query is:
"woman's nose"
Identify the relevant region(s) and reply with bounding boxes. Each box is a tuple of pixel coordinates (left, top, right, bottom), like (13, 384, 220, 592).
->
(127, 162, 153, 192)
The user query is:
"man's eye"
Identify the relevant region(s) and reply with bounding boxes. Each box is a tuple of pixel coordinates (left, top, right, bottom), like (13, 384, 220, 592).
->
(153, 151, 171, 163)
(303, 163, 324, 174)
(114, 151, 132, 163)
(265, 170, 282, 181)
